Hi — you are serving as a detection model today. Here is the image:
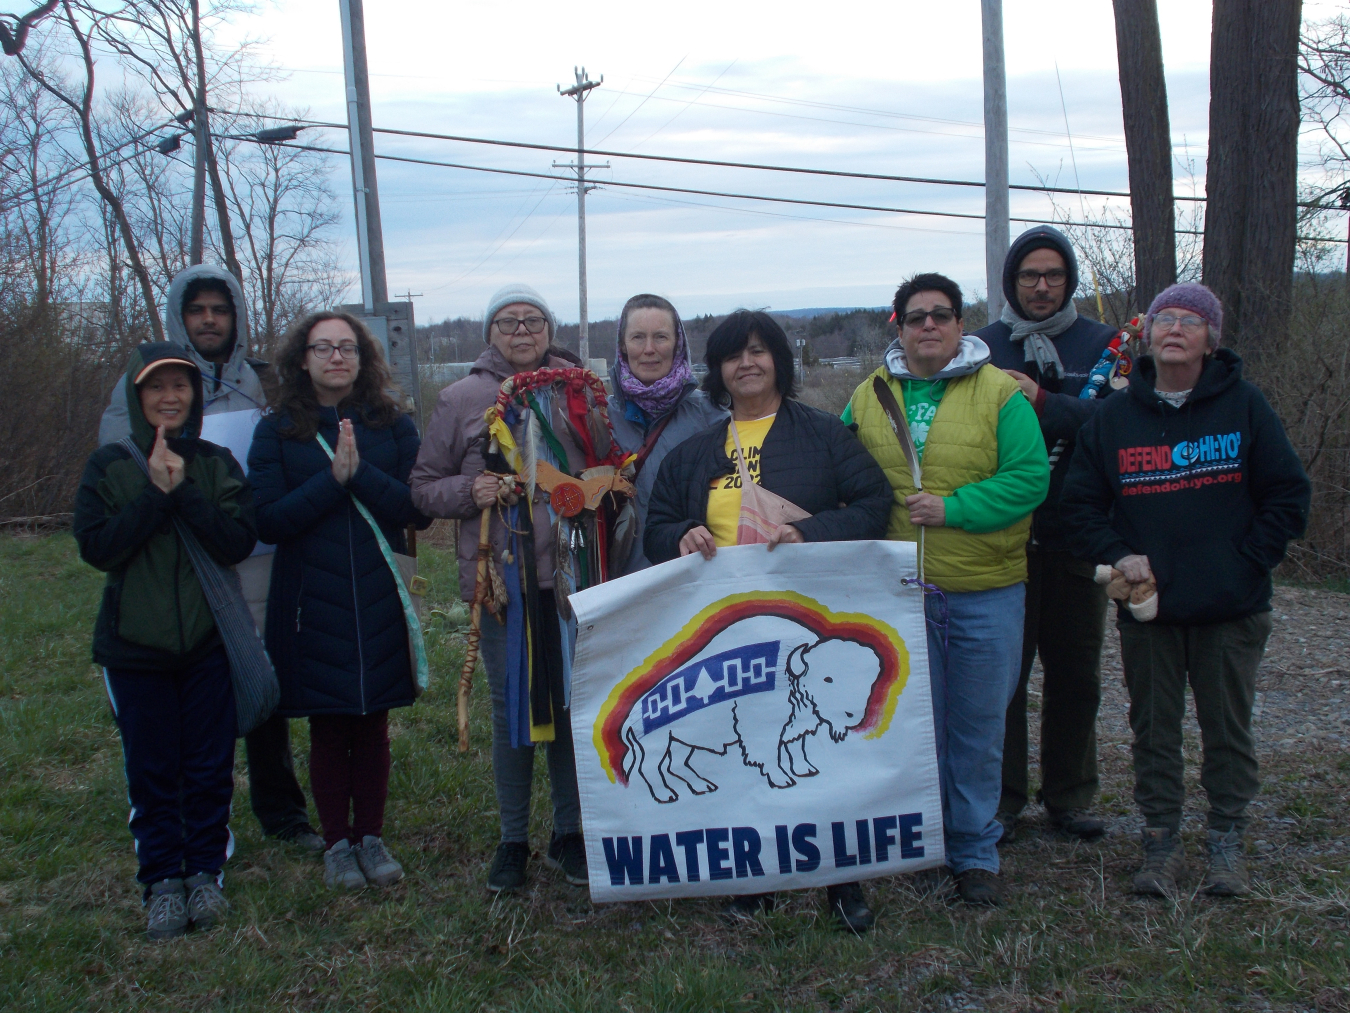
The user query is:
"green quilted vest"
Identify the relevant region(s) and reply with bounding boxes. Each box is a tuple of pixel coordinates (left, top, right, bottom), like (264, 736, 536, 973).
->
(851, 363, 1030, 592)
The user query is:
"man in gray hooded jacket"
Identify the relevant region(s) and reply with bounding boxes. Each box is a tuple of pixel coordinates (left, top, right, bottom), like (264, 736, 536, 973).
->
(975, 226, 1119, 844)
(97, 264, 322, 852)
(98, 264, 267, 444)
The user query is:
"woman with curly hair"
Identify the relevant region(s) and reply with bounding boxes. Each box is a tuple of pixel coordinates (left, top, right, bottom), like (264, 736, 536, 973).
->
(248, 311, 429, 892)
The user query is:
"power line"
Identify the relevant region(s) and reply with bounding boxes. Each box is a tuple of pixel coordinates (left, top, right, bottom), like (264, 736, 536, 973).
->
(277, 117, 1208, 205)
(250, 137, 1207, 235)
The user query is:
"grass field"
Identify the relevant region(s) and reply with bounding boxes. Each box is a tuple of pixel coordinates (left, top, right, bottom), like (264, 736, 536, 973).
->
(0, 533, 1346, 1012)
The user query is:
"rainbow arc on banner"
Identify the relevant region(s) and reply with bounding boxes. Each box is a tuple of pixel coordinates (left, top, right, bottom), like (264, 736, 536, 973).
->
(593, 590, 909, 785)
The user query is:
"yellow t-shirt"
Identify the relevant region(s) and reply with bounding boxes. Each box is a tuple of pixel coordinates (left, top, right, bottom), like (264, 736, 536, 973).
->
(705, 414, 777, 547)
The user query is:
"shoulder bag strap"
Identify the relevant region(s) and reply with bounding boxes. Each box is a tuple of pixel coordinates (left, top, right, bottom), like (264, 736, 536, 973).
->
(315, 432, 428, 691)
(728, 419, 758, 490)
(631, 411, 676, 475)
(116, 437, 279, 735)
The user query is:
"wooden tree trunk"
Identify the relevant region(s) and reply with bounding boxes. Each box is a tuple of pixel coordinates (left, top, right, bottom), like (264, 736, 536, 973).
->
(1202, 0, 1303, 350)
(1113, 0, 1176, 311)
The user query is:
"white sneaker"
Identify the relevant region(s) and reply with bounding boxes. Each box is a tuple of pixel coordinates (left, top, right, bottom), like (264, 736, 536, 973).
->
(323, 839, 367, 891)
(355, 836, 404, 887)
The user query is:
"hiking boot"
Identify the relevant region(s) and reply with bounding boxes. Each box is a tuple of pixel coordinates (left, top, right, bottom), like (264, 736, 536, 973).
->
(354, 836, 404, 887)
(827, 881, 875, 932)
(721, 892, 775, 922)
(184, 872, 228, 931)
(955, 868, 1004, 906)
(145, 878, 188, 941)
(323, 839, 367, 891)
(1049, 808, 1107, 841)
(544, 831, 589, 887)
(1203, 829, 1250, 897)
(995, 810, 1019, 846)
(1132, 827, 1188, 896)
(487, 841, 530, 894)
(276, 823, 326, 854)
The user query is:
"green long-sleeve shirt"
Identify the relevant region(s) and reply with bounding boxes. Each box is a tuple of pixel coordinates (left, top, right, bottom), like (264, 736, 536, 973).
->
(842, 379, 1048, 534)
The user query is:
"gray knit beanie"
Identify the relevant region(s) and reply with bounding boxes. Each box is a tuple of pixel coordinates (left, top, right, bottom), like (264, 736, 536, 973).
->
(1144, 282, 1222, 350)
(482, 283, 556, 343)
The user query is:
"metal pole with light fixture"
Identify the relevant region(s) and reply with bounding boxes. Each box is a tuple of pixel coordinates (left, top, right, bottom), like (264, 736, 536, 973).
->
(336, 0, 419, 422)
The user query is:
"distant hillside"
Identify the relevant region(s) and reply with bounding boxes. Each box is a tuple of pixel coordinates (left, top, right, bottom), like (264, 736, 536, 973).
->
(774, 306, 888, 319)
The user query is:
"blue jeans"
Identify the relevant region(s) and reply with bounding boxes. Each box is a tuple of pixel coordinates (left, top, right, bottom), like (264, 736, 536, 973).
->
(926, 582, 1025, 874)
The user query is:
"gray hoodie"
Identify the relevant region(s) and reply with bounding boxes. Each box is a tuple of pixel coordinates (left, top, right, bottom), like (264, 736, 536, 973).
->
(98, 264, 266, 445)
(883, 332, 992, 382)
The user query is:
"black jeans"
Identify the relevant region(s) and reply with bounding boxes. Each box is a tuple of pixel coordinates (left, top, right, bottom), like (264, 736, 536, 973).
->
(1000, 549, 1108, 816)
(1119, 612, 1271, 835)
(244, 712, 311, 836)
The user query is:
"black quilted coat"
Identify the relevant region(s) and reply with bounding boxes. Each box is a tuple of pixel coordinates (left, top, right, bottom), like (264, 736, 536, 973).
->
(643, 397, 891, 564)
(249, 407, 428, 716)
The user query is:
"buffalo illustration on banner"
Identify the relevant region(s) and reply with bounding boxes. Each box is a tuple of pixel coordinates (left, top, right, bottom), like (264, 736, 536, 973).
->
(568, 541, 944, 902)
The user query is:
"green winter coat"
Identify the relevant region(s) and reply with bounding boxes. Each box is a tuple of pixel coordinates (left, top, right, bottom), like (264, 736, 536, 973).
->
(73, 343, 257, 670)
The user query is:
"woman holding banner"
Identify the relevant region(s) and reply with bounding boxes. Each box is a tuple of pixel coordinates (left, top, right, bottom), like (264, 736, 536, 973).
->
(644, 309, 892, 931)
(609, 293, 727, 574)
(249, 312, 428, 893)
(74, 343, 257, 939)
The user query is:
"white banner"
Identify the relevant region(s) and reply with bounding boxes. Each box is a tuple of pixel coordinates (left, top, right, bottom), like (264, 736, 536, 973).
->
(568, 541, 943, 903)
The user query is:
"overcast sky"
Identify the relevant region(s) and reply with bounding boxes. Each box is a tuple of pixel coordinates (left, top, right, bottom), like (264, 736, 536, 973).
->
(228, 0, 1338, 326)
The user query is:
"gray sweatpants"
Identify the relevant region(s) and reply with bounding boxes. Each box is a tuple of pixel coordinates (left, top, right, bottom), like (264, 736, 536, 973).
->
(1119, 612, 1272, 835)
(478, 602, 582, 843)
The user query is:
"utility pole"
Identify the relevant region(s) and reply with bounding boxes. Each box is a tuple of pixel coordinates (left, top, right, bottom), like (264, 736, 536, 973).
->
(188, 0, 207, 265)
(981, 0, 1010, 322)
(337, 0, 420, 423)
(339, 0, 388, 314)
(557, 67, 605, 364)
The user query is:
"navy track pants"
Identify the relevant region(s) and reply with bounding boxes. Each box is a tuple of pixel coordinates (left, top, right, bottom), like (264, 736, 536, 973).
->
(104, 645, 237, 886)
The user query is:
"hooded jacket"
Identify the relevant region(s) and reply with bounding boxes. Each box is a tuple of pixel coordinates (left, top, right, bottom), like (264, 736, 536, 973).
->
(974, 225, 1120, 553)
(98, 265, 267, 445)
(1061, 348, 1311, 625)
(608, 365, 728, 574)
(74, 343, 258, 671)
(846, 334, 1049, 592)
(249, 403, 428, 717)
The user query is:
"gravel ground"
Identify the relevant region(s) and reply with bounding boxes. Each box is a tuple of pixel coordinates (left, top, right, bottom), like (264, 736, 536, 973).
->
(1022, 582, 1350, 853)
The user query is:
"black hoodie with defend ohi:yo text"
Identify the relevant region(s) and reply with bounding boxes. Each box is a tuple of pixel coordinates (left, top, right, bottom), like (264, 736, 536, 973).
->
(1060, 348, 1311, 626)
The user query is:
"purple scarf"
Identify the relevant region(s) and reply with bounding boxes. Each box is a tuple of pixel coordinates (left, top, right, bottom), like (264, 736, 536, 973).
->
(616, 313, 694, 419)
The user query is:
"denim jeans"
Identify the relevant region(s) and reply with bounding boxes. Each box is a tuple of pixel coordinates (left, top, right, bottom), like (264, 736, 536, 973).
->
(926, 582, 1025, 874)
(478, 592, 581, 844)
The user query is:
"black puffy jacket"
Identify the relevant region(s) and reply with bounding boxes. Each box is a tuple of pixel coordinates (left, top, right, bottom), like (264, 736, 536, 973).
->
(249, 407, 429, 716)
(643, 397, 892, 564)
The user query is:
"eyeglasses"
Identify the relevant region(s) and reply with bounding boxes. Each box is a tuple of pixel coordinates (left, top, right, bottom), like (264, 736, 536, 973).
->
(1152, 313, 1207, 331)
(1015, 269, 1069, 288)
(493, 315, 548, 336)
(307, 342, 360, 360)
(901, 306, 957, 328)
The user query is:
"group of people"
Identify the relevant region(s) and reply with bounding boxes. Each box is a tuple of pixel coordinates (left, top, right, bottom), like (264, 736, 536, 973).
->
(72, 224, 1311, 941)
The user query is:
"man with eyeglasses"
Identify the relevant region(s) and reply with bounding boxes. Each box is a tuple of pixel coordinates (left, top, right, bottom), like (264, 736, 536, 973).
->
(974, 225, 1121, 846)
(846, 273, 1048, 905)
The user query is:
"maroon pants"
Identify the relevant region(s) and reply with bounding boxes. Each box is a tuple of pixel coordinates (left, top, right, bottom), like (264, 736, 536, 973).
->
(308, 712, 391, 850)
